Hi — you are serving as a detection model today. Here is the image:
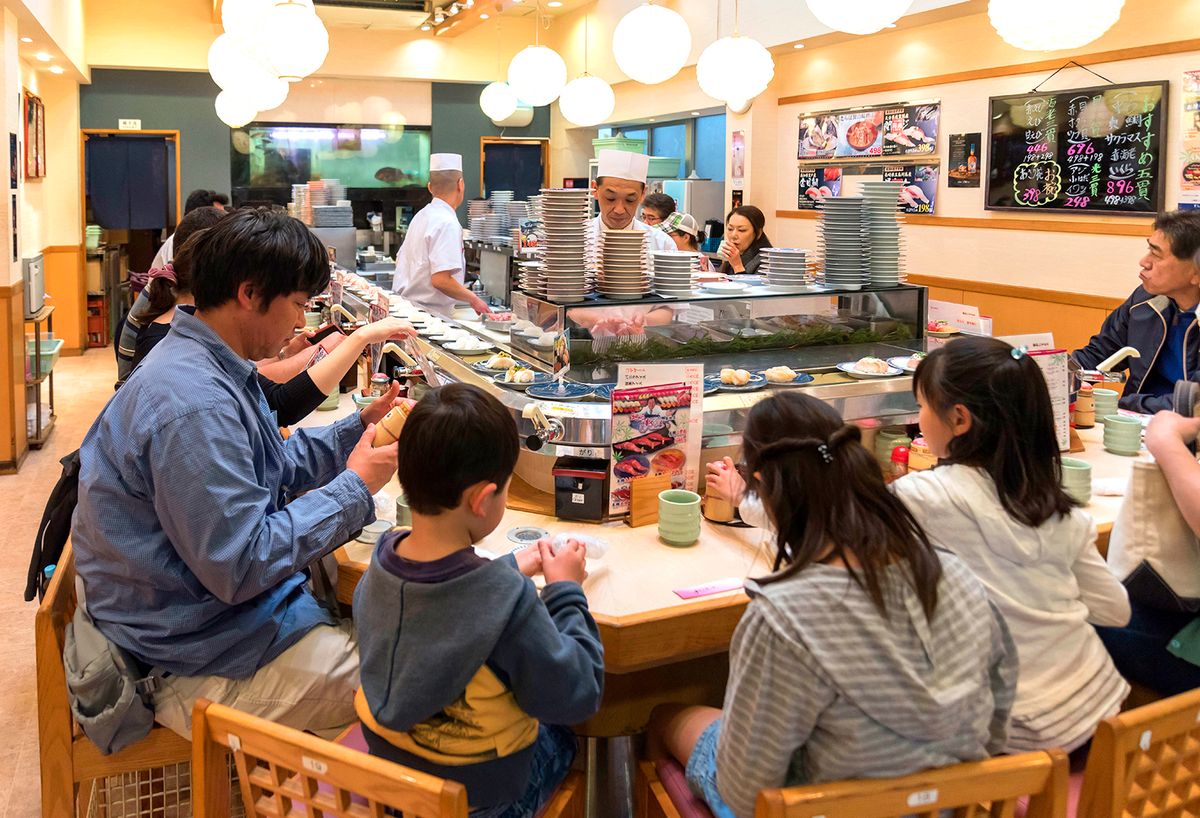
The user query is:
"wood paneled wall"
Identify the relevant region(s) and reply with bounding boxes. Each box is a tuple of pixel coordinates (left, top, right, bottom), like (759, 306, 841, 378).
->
(43, 244, 86, 355)
(910, 275, 1125, 352)
(0, 281, 28, 472)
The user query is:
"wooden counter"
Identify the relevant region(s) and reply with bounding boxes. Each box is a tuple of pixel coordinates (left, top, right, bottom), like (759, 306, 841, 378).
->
(300, 396, 1142, 735)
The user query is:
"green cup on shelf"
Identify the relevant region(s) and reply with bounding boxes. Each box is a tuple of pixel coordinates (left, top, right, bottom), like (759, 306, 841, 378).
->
(1060, 457, 1092, 505)
(658, 489, 702, 547)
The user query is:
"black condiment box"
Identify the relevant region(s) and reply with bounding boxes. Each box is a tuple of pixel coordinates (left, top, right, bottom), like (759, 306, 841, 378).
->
(553, 457, 610, 522)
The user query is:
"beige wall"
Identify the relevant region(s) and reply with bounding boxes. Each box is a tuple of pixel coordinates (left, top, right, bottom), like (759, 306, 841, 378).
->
(20, 62, 79, 253)
(263, 77, 432, 126)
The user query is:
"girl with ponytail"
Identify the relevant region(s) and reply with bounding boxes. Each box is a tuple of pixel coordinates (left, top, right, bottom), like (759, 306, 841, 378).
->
(648, 391, 1017, 818)
(896, 336, 1130, 756)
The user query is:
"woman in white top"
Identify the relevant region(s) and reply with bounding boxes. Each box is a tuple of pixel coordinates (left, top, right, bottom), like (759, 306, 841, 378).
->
(895, 337, 1130, 754)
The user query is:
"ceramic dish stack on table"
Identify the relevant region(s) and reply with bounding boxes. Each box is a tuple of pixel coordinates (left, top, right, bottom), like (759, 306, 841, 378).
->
(536, 188, 594, 303)
(760, 248, 814, 291)
(860, 180, 907, 285)
(516, 261, 546, 296)
(651, 251, 701, 297)
(598, 229, 651, 299)
(817, 196, 869, 290)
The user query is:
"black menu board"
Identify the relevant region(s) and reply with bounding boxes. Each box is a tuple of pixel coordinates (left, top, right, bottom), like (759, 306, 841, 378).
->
(986, 81, 1167, 215)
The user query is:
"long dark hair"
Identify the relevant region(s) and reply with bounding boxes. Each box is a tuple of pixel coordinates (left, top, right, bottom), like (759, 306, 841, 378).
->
(143, 206, 227, 322)
(913, 336, 1078, 527)
(745, 392, 942, 620)
(722, 205, 772, 273)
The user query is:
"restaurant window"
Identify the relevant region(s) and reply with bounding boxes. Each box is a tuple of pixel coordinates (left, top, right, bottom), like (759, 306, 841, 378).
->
(694, 114, 726, 181)
(651, 123, 688, 179)
(622, 128, 650, 151)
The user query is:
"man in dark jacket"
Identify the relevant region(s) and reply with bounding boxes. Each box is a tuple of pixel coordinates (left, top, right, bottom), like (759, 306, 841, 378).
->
(1073, 210, 1200, 413)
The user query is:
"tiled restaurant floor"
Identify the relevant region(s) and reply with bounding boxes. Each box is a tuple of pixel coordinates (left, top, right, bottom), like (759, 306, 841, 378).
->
(0, 349, 117, 818)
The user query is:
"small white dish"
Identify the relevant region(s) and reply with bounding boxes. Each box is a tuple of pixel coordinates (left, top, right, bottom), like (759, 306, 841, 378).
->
(836, 361, 904, 379)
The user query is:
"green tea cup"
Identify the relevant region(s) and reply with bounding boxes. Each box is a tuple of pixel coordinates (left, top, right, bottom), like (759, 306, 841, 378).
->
(659, 489, 702, 547)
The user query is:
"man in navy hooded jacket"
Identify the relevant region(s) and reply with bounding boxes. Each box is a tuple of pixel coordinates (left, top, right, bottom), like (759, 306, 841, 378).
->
(1073, 210, 1200, 413)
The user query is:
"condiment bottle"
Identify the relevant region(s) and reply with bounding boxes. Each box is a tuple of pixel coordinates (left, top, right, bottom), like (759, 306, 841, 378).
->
(369, 373, 391, 397)
(1075, 383, 1096, 429)
(889, 446, 910, 481)
(373, 404, 413, 447)
(908, 438, 937, 471)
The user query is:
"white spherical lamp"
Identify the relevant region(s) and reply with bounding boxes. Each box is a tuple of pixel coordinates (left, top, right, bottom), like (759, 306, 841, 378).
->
(479, 81, 519, 122)
(215, 90, 258, 128)
(260, 1, 330, 82)
(696, 35, 775, 105)
(559, 76, 615, 127)
(507, 46, 567, 107)
(805, 0, 913, 35)
(221, 0, 272, 47)
(612, 3, 692, 85)
(988, 0, 1124, 51)
(244, 75, 290, 111)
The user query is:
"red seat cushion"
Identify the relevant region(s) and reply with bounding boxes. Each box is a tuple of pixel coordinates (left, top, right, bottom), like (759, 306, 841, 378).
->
(655, 759, 717, 818)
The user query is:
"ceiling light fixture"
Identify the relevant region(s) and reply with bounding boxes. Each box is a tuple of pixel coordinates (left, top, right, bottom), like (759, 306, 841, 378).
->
(805, 0, 913, 35)
(49, 65, 64, 74)
(547, 1, 562, 7)
(449, 4, 460, 15)
(20, 37, 32, 43)
(612, 2, 692, 85)
(793, 43, 805, 48)
(506, 2, 567, 107)
(988, 0, 1124, 51)
(697, 0, 774, 108)
(421, 21, 432, 29)
(691, 111, 700, 116)
(259, 1, 329, 82)
(35, 52, 50, 62)
(480, 12, 489, 18)
(558, 14, 615, 126)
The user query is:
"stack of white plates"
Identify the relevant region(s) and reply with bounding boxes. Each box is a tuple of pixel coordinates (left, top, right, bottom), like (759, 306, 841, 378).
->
(307, 180, 329, 207)
(324, 179, 346, 203)
(481, 212, 507, 239)
(468, 200, 489, 221)
(761, 248, 814, 291)
(598, 229, 650, 299)
(651, 251, 701, 297)
(817, 196, 868, 291)
(528, 195, 543, 222)
(860, 180, 907, 285)
(537, 188, 593, 303)
(517, 261, 545, 295)
(506, 201, 530, 224)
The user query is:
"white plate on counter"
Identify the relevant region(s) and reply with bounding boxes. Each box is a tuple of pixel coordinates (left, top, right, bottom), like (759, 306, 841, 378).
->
(702, 282, 749, 295)
(836, 362, 904, 379)
(887, 355, 926, 374)
(445, 341, 495, 354)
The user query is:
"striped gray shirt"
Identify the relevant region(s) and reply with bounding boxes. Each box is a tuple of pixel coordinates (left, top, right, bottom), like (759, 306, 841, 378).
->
(714, 551, 1018, 818)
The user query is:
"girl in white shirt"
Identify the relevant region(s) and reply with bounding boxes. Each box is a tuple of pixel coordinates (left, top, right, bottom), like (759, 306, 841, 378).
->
(894, 336, 1131, 754)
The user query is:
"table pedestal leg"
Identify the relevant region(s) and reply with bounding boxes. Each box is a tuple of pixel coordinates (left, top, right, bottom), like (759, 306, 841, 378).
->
(584, 737, 636, 818)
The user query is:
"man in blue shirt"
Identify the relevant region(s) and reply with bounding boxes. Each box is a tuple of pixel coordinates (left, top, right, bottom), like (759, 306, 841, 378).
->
(72, 209, 402, 739)
(1074, 209, 1200, 413)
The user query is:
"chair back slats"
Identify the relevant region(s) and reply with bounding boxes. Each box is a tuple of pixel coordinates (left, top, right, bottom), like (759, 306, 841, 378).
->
(193, 699, 470, 818)
(1079, 688, 1200, 818)
(35, 543, 78, 817)
(755, 751, 1069, 818)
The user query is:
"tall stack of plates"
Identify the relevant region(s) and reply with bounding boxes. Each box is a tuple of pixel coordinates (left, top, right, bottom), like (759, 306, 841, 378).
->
(308, 180, 329, 207)
(598, 229, 650, 299)
(517, 260, 545, 295)
(528, 195, 543, 222)
(292, 184, 311, 224)
(537, 188, 593, 303)
(761, 248, 814, 291)
(817, 196, 868, 291)
(651, 251, 701, 297)
(860, 180, 906, 285)
(467, 200, 489, 240)
(506, 201, 529, 224)
(312, 205, 354, 227)
(324, 179, 346, 203)
(481, 210, 507, 240)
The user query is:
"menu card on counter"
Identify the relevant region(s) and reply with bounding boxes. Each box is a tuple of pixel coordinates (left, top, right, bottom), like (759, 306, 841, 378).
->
(609, 363, 704, 516)
(1030, 349, 1071, 451)
(928, 300, 986, 334)
(986, 81, 1167, 214)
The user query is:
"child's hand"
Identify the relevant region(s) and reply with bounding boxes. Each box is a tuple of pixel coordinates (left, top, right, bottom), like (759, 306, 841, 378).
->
(514, 545, 543, 577)
(539, 537, 587, 585)
(705, 457, 746, 506)
(1147, 411, 1200, 457)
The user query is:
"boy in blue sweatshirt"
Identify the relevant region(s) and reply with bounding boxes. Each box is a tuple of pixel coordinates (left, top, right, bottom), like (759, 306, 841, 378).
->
(353, 383, 605, 817)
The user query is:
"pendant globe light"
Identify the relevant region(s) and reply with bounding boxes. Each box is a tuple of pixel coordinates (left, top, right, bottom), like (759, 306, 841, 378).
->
(221, 0, 273, 48)
(805, 0, 913, 36)
(260, 0, 330, 82)
(989, 0, 1124, 51)
(559, 15, 615, 127)
(215, 90, 258, 128)
(507, 3, 567, 107)
(207, 34, 289, 112)
(480, 81, 519, 121)
(697, 0, 773, 108)
(611, 2, 691, 85)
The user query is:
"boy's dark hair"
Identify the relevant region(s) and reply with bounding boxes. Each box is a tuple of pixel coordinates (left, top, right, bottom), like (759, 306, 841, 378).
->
(641, 192, 676, 218)
(913, 336, 1078, 528)
(184, 189, 228, 214)
(397, 383, 519, 515)
(744, 391, 942, 620)
(143, 207, 227, 322)
(189, 208, 330, 311)
(1153, 209, 1200, 261)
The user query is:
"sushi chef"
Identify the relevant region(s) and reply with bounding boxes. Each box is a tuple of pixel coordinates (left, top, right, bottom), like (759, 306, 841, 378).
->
(393, 152, 493, 317)
(590, 149, 676, 263)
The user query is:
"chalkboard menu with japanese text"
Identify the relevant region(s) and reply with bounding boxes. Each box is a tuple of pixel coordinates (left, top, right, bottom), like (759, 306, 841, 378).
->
(986, 81, 1167, 215)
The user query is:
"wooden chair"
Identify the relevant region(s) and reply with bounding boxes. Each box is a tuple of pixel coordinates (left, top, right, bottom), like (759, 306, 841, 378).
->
(1078, 687, 1200, 818)
(35, 542, 192, 817)
(638, 750, 1070, 818)
(193, 699, 586, 818)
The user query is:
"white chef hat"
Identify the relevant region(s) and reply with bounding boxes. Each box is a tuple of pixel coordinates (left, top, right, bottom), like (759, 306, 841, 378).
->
(596, 149, 649, 184)
(430, 153, 463, 172)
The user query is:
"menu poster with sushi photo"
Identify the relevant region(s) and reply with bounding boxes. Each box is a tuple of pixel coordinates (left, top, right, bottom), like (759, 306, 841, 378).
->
(796, 167, 843, 209)
(608, 363, 704, 515)
(948, 133, 982, 188)
(799, 101, 940, 161)
(882, 165, 939, 214)
(1181, 71, 1200, 208)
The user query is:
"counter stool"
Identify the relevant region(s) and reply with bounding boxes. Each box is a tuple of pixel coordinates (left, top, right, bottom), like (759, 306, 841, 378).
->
(637, 750, 1069, 818)
(35, 542, 193, 817)
(193, 702, 585, 818)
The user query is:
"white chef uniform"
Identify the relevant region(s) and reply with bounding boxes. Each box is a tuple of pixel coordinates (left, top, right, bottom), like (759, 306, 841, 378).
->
(393, 153, 466, 316)
(590, 150, 677, 267)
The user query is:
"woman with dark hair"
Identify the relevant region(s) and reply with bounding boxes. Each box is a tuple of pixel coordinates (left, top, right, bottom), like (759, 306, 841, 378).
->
(896, 336, 1130, 754)
(718, 205, 772, 276)
(650, 391, 1016, 818)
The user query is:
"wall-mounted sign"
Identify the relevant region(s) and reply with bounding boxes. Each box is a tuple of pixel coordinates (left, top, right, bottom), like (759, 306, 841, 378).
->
(118, 119, 142, 131)
(796, 166, 843, 209)
(882, 165, 939, 214)
(986, 81, 1167, 215)
(798, 100, 940, 162)
(948, 133, 981, 188)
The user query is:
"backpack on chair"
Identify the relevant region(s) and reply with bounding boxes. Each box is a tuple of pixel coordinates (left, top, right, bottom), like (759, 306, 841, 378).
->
(26, 449, 81, 601)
